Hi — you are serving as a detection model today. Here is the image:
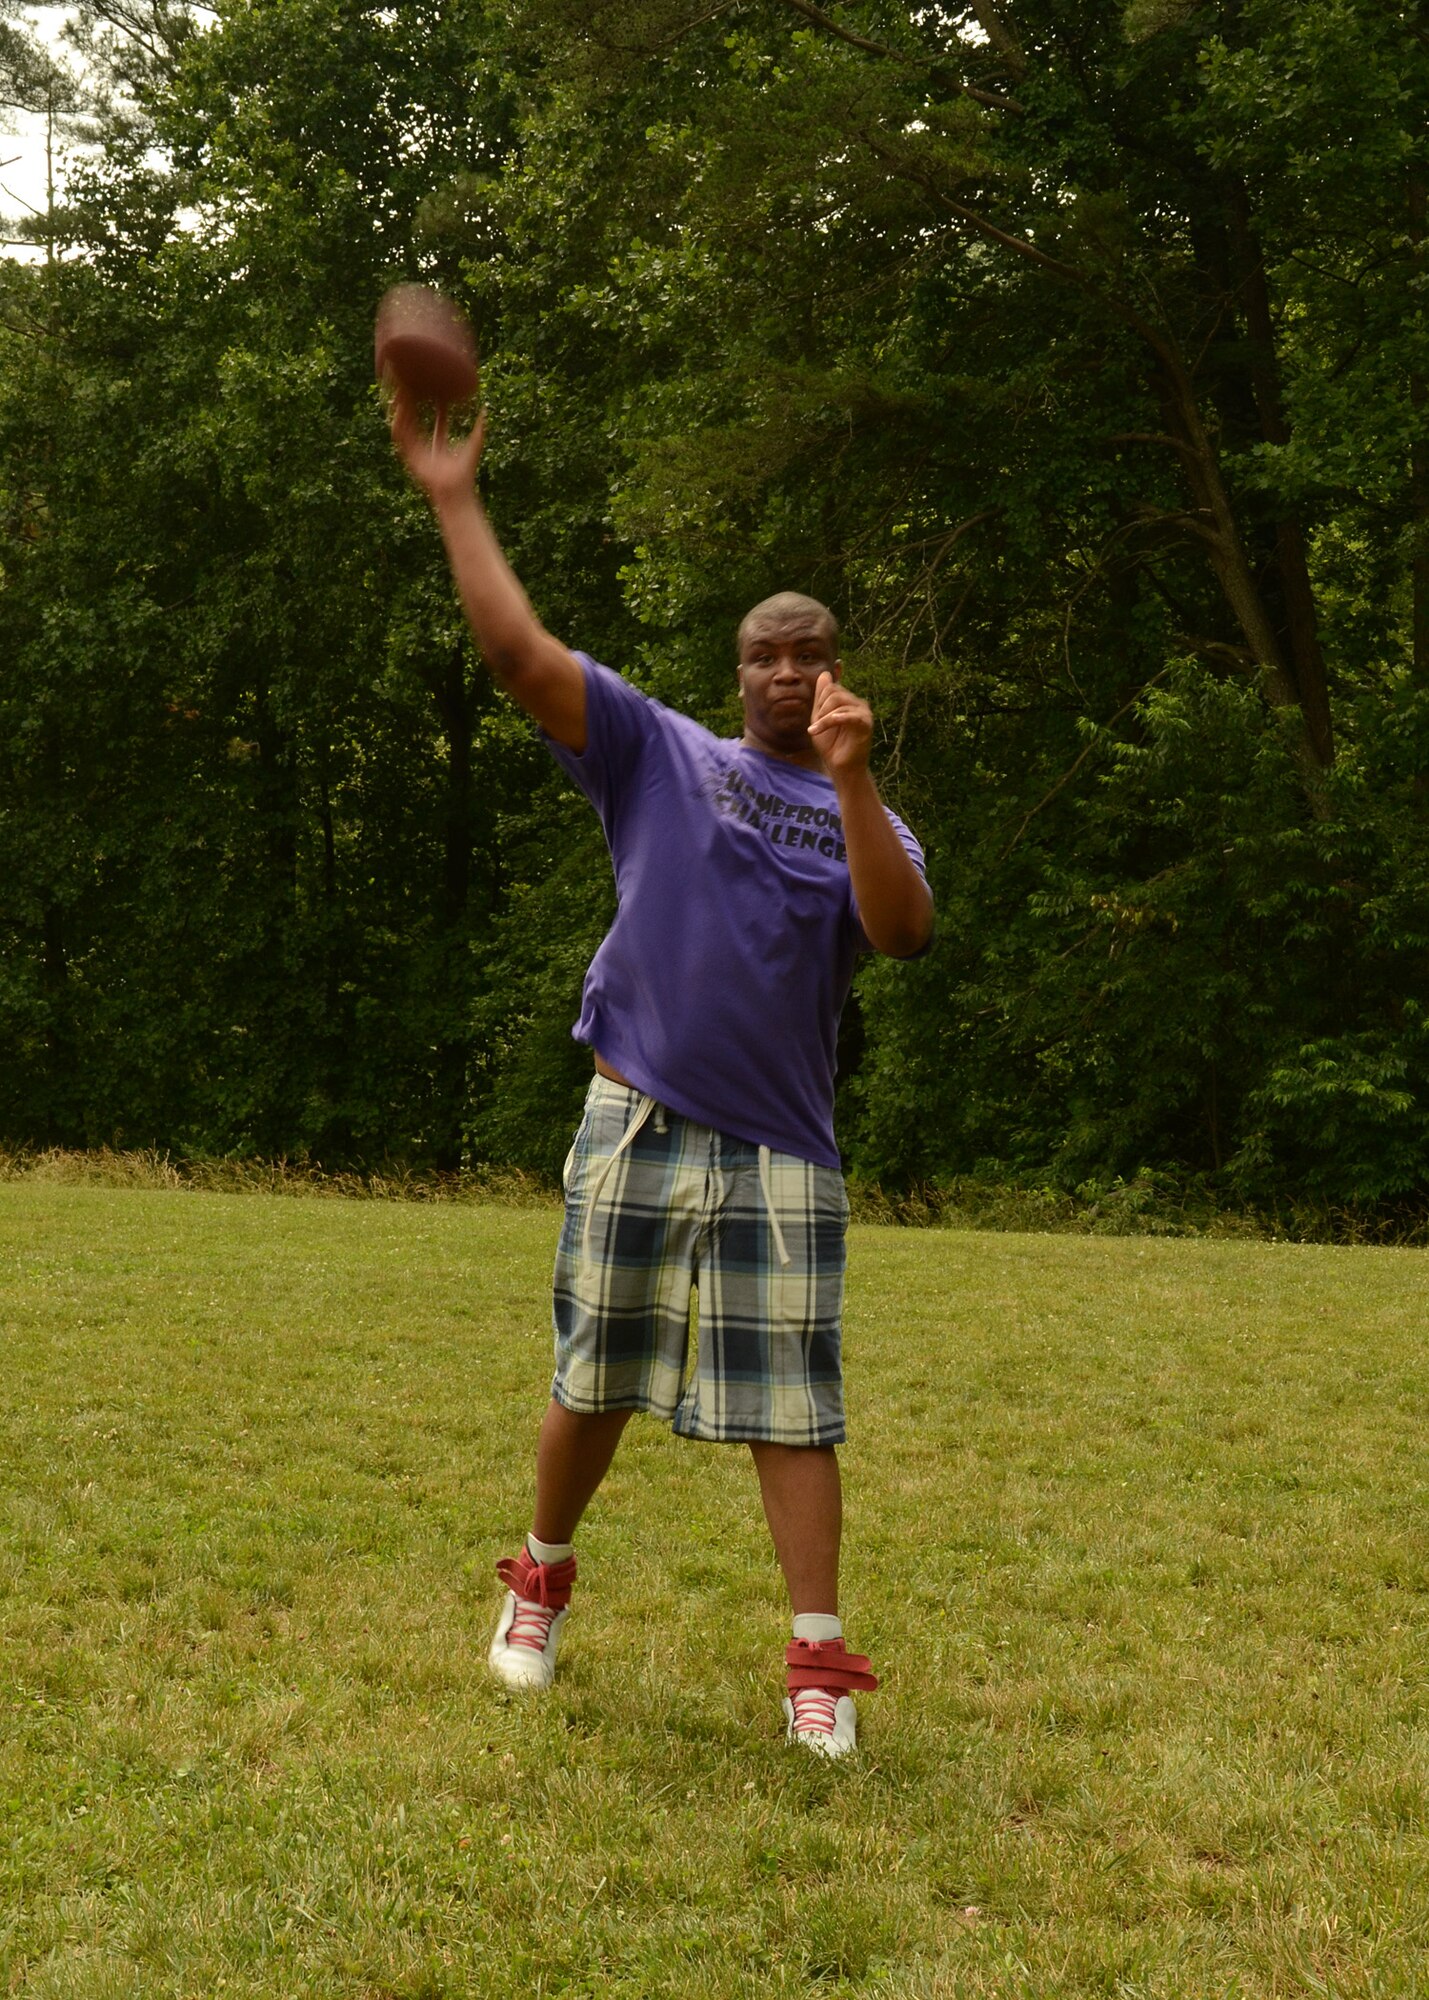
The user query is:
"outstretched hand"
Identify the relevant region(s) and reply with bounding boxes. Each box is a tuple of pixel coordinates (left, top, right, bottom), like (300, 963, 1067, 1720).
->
(807, 670, 873, 779)
(388, 385, 487, 514)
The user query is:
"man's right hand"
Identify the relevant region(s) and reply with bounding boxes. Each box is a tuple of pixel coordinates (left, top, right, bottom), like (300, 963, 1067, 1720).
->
(389, 387, 487, 519)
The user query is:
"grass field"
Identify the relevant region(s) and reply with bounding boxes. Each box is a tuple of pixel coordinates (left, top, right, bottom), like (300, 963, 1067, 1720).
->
(2, 1185, 1427, 1998)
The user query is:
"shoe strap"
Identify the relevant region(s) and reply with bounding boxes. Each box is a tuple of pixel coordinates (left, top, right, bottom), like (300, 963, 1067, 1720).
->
(785, 1637, 879, 1693)
(496, 1549, 577, 1610)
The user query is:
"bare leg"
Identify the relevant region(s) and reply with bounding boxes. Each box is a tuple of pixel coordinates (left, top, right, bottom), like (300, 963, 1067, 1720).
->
(531, 1399, 634, 1544)
(749, 1442, 842, 1616)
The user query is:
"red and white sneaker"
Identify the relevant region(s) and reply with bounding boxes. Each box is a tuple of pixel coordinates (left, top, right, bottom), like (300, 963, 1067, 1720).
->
(783, 1638, 879, 1759)
(488, 1547, 577, 1691)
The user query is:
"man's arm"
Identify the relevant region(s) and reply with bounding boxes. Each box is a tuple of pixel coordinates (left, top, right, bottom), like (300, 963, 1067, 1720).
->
(389, 390, 586, 751)
(808, 672, 934, 959)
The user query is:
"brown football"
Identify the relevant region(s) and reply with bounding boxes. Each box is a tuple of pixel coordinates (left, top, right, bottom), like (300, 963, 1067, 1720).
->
(374, 284, 479, 406)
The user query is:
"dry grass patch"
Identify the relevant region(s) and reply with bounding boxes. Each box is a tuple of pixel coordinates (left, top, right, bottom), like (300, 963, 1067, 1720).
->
(0, 1146, 553, 1206)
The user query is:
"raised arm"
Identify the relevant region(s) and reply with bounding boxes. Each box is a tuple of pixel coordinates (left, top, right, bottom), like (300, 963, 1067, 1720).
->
(807, 672, 934, 959)
(389, 389, 586, 751)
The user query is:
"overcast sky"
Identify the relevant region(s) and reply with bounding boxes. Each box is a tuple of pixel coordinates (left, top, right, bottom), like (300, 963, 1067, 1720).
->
(2, 5, 84, 246)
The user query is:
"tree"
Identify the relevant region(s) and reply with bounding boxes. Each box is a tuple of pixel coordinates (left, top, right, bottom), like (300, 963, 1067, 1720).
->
(3, 0, 1425, 1213)
(484, 0, 1429, 1208)
(0, 0, 614, 1164)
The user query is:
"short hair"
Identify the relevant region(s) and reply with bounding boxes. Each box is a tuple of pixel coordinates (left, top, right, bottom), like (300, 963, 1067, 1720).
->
(737, 592, 839, 657)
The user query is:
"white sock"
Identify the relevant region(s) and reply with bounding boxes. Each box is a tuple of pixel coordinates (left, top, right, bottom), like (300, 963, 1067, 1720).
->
(526, 1532, 574, 1565)
(791, 1613, 843, 1644)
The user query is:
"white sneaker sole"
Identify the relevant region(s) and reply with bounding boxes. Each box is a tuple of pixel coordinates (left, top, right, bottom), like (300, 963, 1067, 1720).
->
(784, 1693, 858, 1758)
(488, 1592, 566, 1691)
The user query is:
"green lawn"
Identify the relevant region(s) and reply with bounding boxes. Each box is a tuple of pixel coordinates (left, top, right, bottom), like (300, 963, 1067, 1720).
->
(2, 1185, 1426, 1998)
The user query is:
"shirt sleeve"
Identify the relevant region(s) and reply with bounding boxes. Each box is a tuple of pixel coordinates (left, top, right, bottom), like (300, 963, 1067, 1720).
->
(541, 654, 661, 824)
(849, 814, 933, 956)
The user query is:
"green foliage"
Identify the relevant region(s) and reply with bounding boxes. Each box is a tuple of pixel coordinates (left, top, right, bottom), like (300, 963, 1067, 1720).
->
(491, 0, 1429, 1212)
(0, 0, 632, 1166)
(2, 0, 1427, 1213)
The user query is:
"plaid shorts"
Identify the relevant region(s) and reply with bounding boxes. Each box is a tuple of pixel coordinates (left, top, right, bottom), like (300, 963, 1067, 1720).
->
(552, 1077, 849, 1446)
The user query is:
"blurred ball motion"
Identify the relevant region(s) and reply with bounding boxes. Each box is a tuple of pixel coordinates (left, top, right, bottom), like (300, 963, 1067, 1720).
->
(374, 284, 479, 406)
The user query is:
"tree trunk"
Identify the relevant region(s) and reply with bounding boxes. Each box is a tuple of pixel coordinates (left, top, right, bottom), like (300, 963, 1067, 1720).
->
(1151, 344, 1332, 815)
(894, 146, 1336, 813)
(1227, 181, 1335, 768)
(1411, 164, 1429, 701)
(41, 900, 75, 1147)
(253, 685, 298, 890)
(426, 641, 478, 1172)
(314, 760, 353, 1157)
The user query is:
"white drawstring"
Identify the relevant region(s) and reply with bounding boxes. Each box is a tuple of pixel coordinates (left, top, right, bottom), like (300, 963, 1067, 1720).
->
(758, 1144, 792, 1268)
(582, 1084, 790, 1272)
(582, 1092, 657, 1265)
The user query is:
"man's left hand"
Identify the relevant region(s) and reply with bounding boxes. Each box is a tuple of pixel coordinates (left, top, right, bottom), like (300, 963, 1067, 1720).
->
(807, 671, 873, 779)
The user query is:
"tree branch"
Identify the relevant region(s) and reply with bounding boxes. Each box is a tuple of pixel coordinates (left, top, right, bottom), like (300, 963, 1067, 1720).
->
(773, 0, 906, 60)
(644, 1, 740, 54)
(850, 119, 1334, 809)
(772, 0, 1025, 113)
(970, 2, 1026, 76)
(1125, 502, 1222, 547)
(998, 667, 1172, 861)
(1107, 430, 1204, 465)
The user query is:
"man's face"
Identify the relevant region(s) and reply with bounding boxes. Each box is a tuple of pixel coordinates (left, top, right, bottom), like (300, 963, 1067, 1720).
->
(738, 614, 840, 759)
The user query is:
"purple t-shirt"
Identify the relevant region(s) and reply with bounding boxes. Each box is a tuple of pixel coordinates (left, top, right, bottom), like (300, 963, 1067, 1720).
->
(544, 655, 928, 1169)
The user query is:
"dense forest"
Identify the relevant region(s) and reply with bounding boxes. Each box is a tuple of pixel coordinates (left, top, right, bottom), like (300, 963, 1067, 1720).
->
(2, 1, 1427, 1220)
